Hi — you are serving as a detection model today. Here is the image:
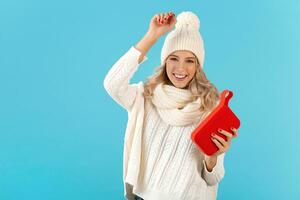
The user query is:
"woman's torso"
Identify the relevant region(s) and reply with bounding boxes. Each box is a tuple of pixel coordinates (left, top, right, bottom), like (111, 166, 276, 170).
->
(134, 99, 209, 200)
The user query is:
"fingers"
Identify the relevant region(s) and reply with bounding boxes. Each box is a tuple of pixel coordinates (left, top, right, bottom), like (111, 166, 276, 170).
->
(212, 127, 238, 153)
(211, 133, 227, 146)
(211, 136, 225, 152)
(157, 13, 165, 24)
(164, 12, 175, 23)
(155, 12, 175, 25)
(231, 127, 239, 137)
(155, 14, 163, 25)
(169, 13, 176, 25)
(211, 133, 229, 154)
(159, 13, 164, 23)
(217, 128, 236, 141)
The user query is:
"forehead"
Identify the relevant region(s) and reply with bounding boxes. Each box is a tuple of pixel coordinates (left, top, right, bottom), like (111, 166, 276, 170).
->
(169, 50, 196, 58)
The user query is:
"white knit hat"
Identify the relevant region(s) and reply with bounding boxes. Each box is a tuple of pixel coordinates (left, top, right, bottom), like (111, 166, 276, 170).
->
(161, 11, 205, 68)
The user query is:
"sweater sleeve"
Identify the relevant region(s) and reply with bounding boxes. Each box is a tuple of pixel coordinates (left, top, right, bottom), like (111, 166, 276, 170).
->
(202, 153, 226, 186)
(103, 46, 148, 111)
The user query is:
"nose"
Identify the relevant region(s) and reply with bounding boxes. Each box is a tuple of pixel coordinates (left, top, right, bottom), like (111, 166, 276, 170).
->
(177, 61, 187, 70)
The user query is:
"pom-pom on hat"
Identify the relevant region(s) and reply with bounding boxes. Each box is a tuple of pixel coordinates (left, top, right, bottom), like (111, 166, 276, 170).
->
(161, 11, 205, 68)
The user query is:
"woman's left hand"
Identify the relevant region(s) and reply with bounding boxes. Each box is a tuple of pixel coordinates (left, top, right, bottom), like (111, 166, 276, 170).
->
(210, 127, 238, 157)
(204, 127, 238, 172)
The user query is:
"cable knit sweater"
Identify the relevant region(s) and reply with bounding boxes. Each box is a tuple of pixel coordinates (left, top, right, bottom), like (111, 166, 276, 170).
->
(103, 46, 226, 200)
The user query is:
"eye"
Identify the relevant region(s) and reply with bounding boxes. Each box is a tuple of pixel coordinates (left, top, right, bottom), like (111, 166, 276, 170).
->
(170, 58, 178, 61)
(187, 60, 194, 63)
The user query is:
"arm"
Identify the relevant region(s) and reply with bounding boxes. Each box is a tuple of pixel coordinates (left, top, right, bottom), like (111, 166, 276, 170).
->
(103, 12, 176, 110)
(202, 153, 226, 186)
(136, 31, 159, 64)
(136, 12, 176, 63)
(103, 31, 159, 110)
(205, 155, 217, 172)
(201, 119, 238, 186)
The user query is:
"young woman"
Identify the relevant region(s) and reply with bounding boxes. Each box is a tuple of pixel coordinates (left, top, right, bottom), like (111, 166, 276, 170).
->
(104, 11, 238, 200)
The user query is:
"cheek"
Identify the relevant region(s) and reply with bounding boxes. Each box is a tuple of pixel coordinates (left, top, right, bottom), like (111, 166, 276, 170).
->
(166, 65, 174, 78)
(188, 66, 196, 77)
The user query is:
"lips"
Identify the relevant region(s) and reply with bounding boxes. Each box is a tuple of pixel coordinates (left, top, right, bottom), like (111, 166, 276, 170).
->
(173, 73, 188, 81)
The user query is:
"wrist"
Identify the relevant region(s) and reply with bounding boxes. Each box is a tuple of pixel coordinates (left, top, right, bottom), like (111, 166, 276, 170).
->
(206, 155, 217, 160)
(206, 155, 217, 163)
(145, 30, 160, 41)
(205, 155, 217, 172)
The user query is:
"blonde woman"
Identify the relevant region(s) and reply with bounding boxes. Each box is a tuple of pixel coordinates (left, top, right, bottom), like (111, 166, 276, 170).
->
(104, 11, 238, 200)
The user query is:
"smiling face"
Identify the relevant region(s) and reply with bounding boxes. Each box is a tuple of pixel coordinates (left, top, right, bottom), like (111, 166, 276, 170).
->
(165, 50, 198, 89)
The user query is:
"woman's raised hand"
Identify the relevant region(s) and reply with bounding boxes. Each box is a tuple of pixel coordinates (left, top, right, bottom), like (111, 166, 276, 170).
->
(135, 12, 176, 63)
(148, 12, 177, 38)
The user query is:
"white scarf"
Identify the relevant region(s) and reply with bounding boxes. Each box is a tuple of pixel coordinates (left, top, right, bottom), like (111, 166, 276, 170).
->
(152, 83, 204, 126)
(123, 82, 204, 200)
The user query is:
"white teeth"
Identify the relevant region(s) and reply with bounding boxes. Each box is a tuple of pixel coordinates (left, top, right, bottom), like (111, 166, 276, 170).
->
(174, 74, 187, 78)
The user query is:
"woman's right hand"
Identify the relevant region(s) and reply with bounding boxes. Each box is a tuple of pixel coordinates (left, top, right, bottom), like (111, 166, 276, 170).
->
(148, 12, 177, 38)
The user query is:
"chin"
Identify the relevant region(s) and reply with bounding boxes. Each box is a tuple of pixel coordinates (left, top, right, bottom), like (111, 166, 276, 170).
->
(172, 82, 189, 89)
(169, 76, 192, 89)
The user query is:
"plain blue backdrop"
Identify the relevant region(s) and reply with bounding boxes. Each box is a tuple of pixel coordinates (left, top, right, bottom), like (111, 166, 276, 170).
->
(0, 0, 299, 199)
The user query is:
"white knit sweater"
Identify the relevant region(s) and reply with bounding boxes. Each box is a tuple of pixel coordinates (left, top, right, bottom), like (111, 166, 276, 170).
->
(103, 46, 226, 200)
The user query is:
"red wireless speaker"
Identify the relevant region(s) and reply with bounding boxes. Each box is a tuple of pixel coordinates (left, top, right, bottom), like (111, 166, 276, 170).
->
(191, 90, 241, 156)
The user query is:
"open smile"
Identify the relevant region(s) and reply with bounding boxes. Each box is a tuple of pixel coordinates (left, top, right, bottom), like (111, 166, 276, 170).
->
(173, 73, 188, 81)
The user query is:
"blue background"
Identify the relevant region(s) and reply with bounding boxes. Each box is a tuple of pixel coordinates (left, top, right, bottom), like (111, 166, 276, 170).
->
(0, 0, 299, 199)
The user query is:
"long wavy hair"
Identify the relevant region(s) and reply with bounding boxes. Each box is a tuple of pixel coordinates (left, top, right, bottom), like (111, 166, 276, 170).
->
(143, 54, 220, 112)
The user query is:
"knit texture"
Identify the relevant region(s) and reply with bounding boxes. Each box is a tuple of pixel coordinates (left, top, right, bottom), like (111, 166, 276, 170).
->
(103, 46, 226, 200)
(152, 83, 203, 126)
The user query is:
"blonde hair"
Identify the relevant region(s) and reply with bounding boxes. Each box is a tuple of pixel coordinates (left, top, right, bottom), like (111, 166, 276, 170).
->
(143, 55, 220, 112)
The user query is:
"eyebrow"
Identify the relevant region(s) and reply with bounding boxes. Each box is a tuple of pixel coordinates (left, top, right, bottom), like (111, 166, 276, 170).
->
(169, 55, 196, 59)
